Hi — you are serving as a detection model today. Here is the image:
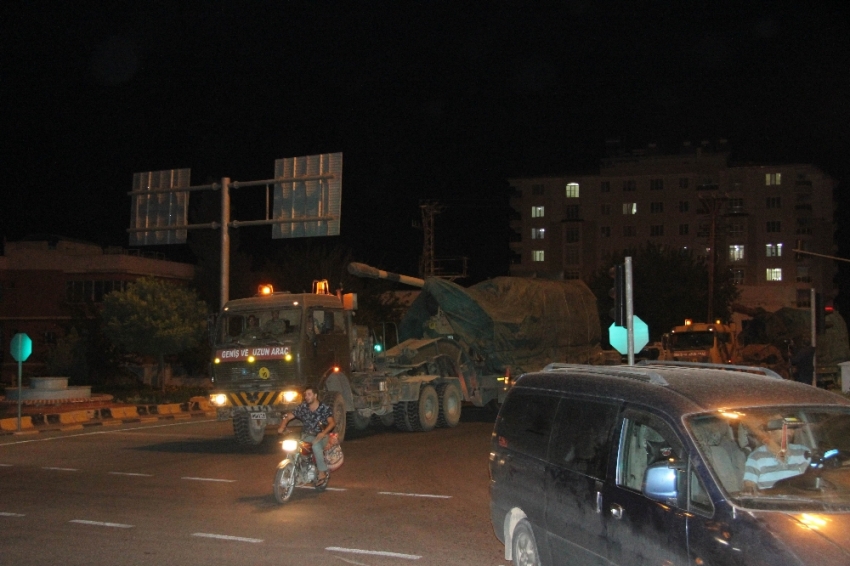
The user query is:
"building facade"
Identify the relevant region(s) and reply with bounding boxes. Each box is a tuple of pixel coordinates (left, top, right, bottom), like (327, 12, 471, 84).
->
(508, 145, 836, 313)
(0, 237, 194, 383)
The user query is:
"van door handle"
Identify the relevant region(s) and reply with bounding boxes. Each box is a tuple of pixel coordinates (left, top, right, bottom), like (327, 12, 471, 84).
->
(610, 504, 624, 520)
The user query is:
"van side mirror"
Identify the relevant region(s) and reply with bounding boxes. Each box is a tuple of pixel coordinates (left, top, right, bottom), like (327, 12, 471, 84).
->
(643, 461, 678, 502)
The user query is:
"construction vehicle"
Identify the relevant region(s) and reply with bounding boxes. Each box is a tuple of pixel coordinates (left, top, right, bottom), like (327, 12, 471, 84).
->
(346, 262, 609, 391)
(659, 307, 850, 383)
(208, 277, 509, 446)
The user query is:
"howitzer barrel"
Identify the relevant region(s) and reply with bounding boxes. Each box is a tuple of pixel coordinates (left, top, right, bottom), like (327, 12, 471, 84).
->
(347, 262, 425, 288)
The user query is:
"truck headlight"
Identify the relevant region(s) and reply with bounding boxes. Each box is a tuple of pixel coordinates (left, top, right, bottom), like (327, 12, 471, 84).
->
(210, 393, 228, 407)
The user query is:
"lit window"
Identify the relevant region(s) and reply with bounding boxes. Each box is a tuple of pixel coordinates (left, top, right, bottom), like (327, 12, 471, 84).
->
(766, 268, 782, 281)
(531, 228, 545, 240)
(565, 182, 580, 198)
(531, 206, 544, 218)
(532, 250, 545, 262)
(766, 173, 782, 186)
(728, 245, 745, 262)
(766, 243, 783, 257)
(623, 203, 637, 215)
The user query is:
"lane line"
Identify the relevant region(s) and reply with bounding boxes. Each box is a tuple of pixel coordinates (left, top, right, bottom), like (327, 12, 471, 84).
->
(0, 419, 212, 447)
(326, 547, 421, 560)
(192, 533, 263, 543)
(42, 467, 79, 472)
(0, 463, 13, 467)
(70, 519, 133, 528)
(0, 512, 25, 517)
(109, 472, 153, 477)
(182, 476, 236, 483)
(296, 485, 347, 491)
(378, 491, 451, 499)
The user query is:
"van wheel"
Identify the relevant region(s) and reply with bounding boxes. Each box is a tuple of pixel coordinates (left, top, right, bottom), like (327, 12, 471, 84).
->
(436, 382, 461, 428)
(512, 519, 540, 566)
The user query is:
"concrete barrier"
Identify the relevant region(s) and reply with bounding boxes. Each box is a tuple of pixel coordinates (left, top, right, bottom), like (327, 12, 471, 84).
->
(0, 416, 34, 431)
(58, 411, 90, 424)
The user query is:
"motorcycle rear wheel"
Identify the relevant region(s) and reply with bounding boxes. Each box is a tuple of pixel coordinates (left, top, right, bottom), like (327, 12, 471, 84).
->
(274, 463, 296, 503)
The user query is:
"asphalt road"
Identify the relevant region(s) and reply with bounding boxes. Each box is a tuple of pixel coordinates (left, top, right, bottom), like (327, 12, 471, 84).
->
(0, 408, 504, 566)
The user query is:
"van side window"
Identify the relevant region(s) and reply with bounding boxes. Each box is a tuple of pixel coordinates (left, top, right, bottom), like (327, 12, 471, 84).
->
(617, 412, 685, 502)
(495, 390, 559, 460)
(549, 398, 618, 479)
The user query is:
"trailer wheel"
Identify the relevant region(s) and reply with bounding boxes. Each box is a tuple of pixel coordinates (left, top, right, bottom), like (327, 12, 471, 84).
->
(322, 391, 347, 442)
(233, 413, 265, 446)
(408, 384, 439, 432)
(436, 382, 462, 428)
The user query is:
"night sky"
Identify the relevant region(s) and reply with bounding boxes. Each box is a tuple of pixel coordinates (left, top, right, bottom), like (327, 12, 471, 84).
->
(4, 2, 849, 294)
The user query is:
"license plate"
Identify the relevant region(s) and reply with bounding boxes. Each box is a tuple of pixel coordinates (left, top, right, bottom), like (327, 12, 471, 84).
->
(250, 413, 267, 420)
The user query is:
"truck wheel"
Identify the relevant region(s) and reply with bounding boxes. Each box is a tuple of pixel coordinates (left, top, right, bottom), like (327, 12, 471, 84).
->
(436, 382, 462, 428)
(379, 412, 394, 427)
(346, 411, 370, 431)
(407, 384, 439, 432)
(233, 413, 265, 446)
(273, 462, 296, 503)
(511, 519, 540, 566)
(322, 391, 347, 442)
(393, 402, 413, 432)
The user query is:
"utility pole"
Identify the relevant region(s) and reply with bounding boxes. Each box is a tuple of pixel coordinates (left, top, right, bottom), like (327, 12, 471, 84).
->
(419, 201, 443, 278)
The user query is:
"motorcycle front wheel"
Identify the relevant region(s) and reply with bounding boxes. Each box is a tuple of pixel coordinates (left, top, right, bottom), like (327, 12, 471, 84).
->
(274, 463, 296, 503)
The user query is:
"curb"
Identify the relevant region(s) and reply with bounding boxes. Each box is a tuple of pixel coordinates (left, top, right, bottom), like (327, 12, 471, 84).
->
(0, 398, 217, 436)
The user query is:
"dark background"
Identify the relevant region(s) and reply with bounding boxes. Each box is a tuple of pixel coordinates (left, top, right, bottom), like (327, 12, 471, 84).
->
(3, 2, 849, 307)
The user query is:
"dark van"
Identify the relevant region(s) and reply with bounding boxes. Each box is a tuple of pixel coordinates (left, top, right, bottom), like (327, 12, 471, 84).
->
(489, 362, 850, 565)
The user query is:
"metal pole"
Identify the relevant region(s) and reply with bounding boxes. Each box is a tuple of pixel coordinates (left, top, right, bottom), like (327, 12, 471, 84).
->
(626, 256, 634, 366)
(17, 359, 22, 431)
(811, 288, 817, 387)
(221, 177, 230, 310)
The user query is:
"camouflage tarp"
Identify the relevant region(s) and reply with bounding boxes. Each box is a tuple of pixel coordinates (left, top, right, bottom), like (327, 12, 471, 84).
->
(399, 276, 602, 375)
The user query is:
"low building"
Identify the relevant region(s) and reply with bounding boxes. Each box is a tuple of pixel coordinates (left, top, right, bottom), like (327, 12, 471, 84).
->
(0, 236, 194, 383)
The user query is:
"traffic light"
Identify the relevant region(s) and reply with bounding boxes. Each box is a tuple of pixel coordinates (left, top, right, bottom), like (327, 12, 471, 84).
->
(815, 292, 825, 335)
(608, 263, 626, 326)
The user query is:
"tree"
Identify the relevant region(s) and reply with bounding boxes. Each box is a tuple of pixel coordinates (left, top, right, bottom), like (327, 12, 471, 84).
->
(102, 278, 209, 389)
(587, 244, 739, 346)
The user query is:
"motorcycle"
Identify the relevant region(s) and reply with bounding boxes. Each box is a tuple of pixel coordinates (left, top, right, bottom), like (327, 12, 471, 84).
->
(273, 437, 329, 503)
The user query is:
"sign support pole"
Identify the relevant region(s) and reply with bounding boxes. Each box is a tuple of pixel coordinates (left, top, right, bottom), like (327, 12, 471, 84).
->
(626, 256, 634, 366)
(17, 359, 22, 431)
(221, 177, 230, 310)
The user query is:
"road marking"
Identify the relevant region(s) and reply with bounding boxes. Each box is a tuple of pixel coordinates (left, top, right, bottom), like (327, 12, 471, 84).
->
(378, 491, 451, 499)
(42, 467, 79, 472)
(182, 476, 236, 483)
(0, 419, 212, 447)
(0, 512, 25, 517)
(326, 547, 421, 560)
(192, 532, 263, 543)
(0, 463, 13, 467)
(296, 485, 347, 491)
(70, 519, 133, 528)
(109, 472, 153, 477)
(331, 555, 370, 566)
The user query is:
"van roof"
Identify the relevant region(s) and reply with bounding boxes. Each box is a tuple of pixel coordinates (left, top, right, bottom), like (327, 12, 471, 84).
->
(513, 362, 850, 415)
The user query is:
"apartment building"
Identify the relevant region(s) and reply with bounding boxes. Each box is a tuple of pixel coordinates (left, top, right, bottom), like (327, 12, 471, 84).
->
(508, 144, 836, 312)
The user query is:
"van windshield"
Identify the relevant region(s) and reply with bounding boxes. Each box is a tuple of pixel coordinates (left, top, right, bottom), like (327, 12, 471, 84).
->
(687, 407, 850, 511)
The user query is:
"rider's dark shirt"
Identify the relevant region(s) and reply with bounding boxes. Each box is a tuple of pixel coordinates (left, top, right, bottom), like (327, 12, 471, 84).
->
(292, 401, 333, 436)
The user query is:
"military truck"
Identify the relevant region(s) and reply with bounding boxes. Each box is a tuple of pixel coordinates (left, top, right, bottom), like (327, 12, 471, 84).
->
(208, 279, 508, 445)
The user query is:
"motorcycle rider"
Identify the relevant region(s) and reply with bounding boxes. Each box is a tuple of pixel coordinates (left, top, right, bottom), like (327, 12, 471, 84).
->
(277, 386, 335, 484)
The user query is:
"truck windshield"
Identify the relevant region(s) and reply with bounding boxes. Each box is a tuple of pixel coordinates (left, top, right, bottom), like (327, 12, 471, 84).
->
(216, 308, 301, 346)
(688, 407, 850, 511)
(669, 332, 715, 350)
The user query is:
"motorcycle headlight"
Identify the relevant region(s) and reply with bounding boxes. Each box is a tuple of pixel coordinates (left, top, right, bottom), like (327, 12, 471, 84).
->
(210, 393, 228, 407)
(282, 439, 298, 452)
(282, 390, 299, 403)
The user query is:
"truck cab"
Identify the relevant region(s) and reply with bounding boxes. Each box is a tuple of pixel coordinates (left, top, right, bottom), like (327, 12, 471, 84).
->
(660, 319, 737, 364)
